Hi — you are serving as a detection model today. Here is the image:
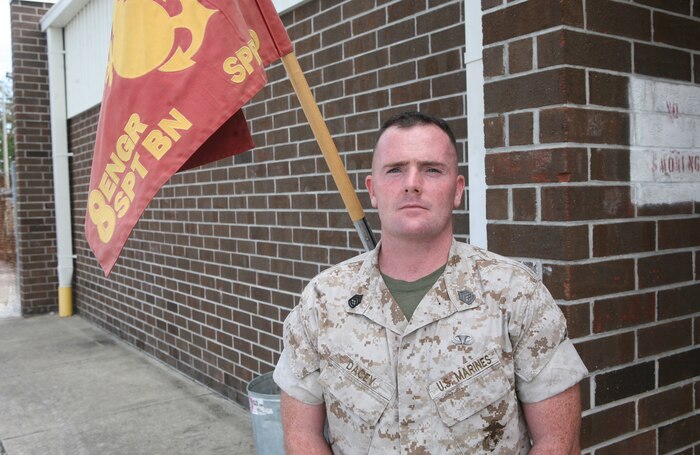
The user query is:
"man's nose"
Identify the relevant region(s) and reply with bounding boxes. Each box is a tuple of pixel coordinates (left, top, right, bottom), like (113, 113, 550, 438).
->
(404, 168, 422, 193)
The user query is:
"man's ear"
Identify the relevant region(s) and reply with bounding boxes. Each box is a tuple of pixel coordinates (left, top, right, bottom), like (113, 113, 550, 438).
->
(453, 174, 465, 208)
(365, 174, 378, 208)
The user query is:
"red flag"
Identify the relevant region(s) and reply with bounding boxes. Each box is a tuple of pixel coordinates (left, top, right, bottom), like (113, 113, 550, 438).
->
(86, 0, 293, 276)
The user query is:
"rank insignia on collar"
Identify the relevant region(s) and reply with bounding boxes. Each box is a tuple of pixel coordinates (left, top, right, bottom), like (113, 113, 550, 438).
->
(458, 290, 476, 306)
(348, 294, 363, 308)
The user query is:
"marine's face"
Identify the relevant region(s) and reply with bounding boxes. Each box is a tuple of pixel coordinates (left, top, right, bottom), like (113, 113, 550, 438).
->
(366, 124, 464, 243)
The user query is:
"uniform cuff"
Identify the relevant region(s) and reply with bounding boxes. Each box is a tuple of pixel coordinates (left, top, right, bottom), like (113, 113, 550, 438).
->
(516, 338, 589, 403)
(273, 349, 324, 405)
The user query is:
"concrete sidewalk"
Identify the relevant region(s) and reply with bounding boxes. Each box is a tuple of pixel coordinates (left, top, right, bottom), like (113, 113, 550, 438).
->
(0, 315, 256, 455)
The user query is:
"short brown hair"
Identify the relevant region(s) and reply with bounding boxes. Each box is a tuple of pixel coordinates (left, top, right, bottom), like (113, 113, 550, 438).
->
(373, 111, 457, 152)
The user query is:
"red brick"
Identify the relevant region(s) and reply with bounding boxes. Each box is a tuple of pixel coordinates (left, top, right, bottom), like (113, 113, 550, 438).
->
(595, 362, 655, 405)
(377, 18, 415, 47)
(389, 36, 429, 64)
(387, 0, 426, 22)
(482, 0, 502, 10)
(580, 376, 591, 411)
(486, 189, 508, 220)
(544, 260, 635, 300)
(659, 348, 700, 386)
(542, 186, 633, 221)
(580, 402, 636, 449)
(485, 68, 586, 114)
(574, 332, 635, 372)
(593, 221, 655, 256)
(391, 80, 430, 105)
(638, 252, 693, 289)
(417, 49, 462, 78)
(431, 72, 466, 97)
(488, 224, 589, 260)
(483, 45, 504, 77)
(540, 108, 629, 145)
(354, 49, 389, 74)
(587, 0, 651, 40)
(589, 72, 629, 109)
(654, 11, 700, 51)
(508, 38, 532, 74)
(417, 3, 460, 35)
(658, 414, 700, 453)
(639, 384, 694, 429)
(486, 148, 587, 185)
(658, 218, 700, 250)
(558, 302, 590, 339)
(484, 116, 504, 149)
(595, 431, 656, 455)
(419, 95, 465, 120)
(351, 8, 386, 35)
(511, 187, 536, 221)
(344, 33, 376, 58)
(635, 43, 692, 82)
(508, 112, 533, 146)
(482, 0, 583, 45)
(638, 319, 693, 358)
(591, 148, 630, 181)
(538, 29, 631, 72)
(633, 0, 690, 14)
(637, 202, 694, 216)
(593, 292, 655, 333)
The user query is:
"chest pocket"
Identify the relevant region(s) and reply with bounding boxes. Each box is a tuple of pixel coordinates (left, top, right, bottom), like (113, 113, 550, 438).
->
(318, 355, 393, 425)
(428, 349, 511, 427)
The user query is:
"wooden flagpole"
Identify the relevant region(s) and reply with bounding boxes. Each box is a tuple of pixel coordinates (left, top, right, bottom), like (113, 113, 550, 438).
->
(281, 52, 377, 252)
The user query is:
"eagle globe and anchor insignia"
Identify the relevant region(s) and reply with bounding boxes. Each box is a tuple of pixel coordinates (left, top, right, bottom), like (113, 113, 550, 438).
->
(106, 0, 217, 85)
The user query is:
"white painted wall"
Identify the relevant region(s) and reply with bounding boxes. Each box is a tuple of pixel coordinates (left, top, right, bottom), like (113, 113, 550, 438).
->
(63, 0, 112, 118)
(629, 77, 700, 205)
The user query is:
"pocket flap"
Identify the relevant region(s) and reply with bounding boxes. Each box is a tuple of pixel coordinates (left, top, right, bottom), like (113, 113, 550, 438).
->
(428, 350, 510, 427)
(318, 355, 392, 425)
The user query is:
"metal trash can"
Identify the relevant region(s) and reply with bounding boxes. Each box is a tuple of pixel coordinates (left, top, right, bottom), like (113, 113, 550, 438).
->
(247, 372, 285, 455)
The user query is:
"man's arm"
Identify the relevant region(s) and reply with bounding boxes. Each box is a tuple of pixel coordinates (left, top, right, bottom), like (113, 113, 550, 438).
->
(522, 383, 582, 455)
(281, 391, 332, 455)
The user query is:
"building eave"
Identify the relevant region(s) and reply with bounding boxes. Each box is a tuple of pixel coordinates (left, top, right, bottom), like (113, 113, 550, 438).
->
(40, 0, 89, 31)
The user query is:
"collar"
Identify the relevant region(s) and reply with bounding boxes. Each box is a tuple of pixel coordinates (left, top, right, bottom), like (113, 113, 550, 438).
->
(345, 239, 483, 336)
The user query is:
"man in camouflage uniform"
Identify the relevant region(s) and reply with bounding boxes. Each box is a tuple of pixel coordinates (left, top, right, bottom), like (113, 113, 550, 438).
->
(273, 112, 588, 454)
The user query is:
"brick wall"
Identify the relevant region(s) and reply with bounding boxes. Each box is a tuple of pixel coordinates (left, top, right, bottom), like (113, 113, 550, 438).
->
(68, 0, 468, 406)
(482, 0, 699, 453)
(14, 0, 698, 450)
(10, 0, 58, 315)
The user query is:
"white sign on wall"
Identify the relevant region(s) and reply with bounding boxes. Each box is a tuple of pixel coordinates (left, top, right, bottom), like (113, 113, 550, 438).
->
(629, 77, 700, 205)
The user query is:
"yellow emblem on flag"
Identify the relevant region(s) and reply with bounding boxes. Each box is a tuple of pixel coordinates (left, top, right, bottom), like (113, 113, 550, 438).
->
(106, 0, 216, 84)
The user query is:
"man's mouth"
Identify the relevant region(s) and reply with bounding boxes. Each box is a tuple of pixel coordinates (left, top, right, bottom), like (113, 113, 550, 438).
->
(400, 203, 427, 210)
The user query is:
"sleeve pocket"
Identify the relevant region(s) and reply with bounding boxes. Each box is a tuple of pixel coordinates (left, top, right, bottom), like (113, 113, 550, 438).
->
(428, 351, 511, 427)
(318, 355, 392, 426)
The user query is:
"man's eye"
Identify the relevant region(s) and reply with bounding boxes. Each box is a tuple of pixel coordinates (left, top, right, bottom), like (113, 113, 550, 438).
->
(387, 168, 401, 174)
(427, 168, 443, 173)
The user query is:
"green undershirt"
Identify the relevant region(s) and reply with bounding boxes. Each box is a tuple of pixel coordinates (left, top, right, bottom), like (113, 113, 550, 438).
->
(381, 265, 446, 321)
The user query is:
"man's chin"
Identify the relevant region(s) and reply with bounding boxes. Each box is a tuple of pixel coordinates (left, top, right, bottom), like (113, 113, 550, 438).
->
(386, 225, 451, 241)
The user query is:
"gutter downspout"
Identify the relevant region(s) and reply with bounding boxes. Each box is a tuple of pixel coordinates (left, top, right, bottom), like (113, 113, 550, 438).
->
(46, 26, 74, 317)
(465, 0, 487, 249)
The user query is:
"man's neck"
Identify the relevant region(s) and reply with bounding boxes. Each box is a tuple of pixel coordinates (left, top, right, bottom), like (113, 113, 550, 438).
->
(378, 233, 453, 281)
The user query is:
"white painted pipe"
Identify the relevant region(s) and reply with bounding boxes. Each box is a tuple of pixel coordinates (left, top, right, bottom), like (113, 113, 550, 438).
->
(46, 27, 74, 317)
(464, 0, 487, 249)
